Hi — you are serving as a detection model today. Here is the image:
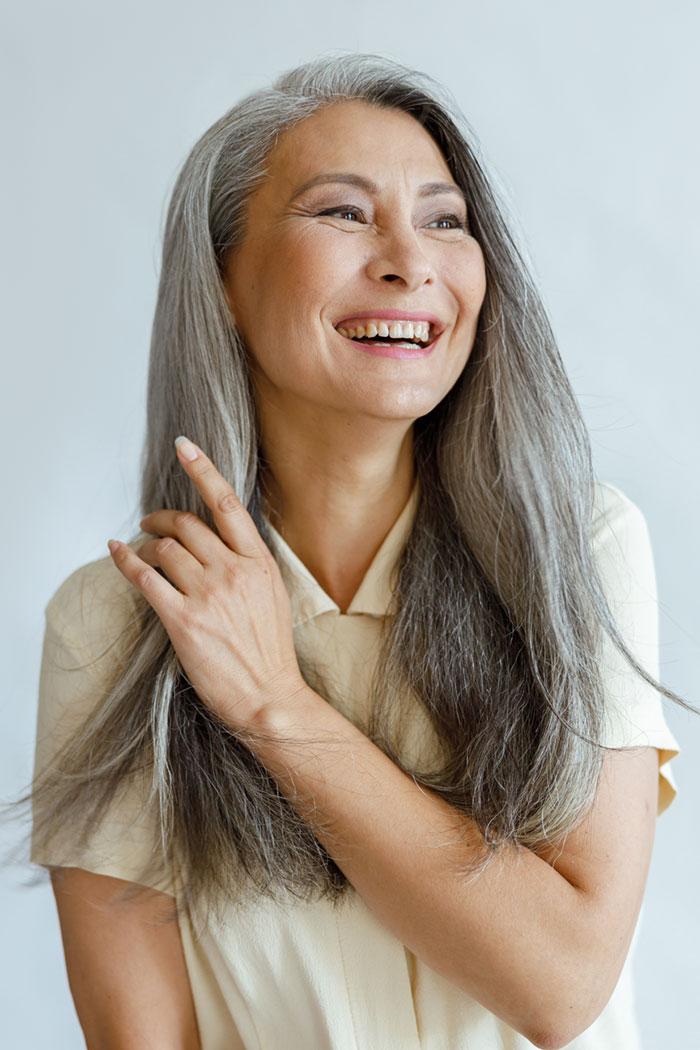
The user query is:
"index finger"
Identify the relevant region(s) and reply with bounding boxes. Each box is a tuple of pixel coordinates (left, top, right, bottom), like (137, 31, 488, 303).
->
(174, 435, 265, 559)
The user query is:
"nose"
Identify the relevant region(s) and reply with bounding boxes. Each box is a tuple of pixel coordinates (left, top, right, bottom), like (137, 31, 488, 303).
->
(365, 225, 436, 290)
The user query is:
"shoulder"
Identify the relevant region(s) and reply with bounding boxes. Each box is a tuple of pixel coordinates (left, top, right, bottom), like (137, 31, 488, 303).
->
(591, 479, 649, 538)
(591, 481, 655, 583)
(45, 542, 142, 657)
(37, 543, 144, 746)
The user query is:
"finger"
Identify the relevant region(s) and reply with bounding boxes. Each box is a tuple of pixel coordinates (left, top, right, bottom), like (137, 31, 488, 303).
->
(174, 435, 265, 559)
(137, 536, 204, 595)
(108, 539, 185, 624)
(139, 510, 223, 567)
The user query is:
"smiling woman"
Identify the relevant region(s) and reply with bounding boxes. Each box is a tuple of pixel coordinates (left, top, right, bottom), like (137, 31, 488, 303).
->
(7, 50, 697, 1050)
(221, 98, 487, 464)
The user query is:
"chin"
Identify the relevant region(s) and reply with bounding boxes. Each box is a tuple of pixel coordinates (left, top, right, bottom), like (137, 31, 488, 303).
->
(355, 390, 446, 421)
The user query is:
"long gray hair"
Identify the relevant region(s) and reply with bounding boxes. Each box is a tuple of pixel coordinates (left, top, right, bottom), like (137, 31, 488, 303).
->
(7, 51, 697, 936)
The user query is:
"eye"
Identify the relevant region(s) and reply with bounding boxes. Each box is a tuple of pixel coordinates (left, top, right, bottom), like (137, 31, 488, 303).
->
(428, 213, 469, 231)
(317, 207, 468, 231)
(318, 206, 365, 222)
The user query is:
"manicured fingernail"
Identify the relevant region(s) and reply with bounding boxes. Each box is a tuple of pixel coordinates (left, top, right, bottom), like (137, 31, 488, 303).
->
(107, 539, 121, 553)
(175, 435, 199, 461)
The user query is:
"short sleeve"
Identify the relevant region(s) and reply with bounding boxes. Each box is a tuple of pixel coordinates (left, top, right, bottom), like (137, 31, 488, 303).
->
(592, 481, 681, 816)
(29, 550, 176, 895)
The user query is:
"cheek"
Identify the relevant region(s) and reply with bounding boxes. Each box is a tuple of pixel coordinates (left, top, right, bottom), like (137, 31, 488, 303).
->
(466, 244, 488, 302)
(447, 242, 487, 302)
(263, 233, 354, 312)
(292, 230, 359, 294)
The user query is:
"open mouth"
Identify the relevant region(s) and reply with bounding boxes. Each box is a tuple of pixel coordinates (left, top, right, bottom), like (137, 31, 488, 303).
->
(333, 319, 443, 352)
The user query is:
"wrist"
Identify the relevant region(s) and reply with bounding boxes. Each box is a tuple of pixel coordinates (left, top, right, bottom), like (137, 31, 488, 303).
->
(247, 679, 319, 739)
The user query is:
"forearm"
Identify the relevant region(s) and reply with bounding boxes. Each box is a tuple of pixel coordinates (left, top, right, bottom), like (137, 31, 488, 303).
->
(245, 686, 593, 1046)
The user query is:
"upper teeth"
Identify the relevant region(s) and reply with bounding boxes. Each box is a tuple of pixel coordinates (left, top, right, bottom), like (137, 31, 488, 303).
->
(335, 319, 433, 342)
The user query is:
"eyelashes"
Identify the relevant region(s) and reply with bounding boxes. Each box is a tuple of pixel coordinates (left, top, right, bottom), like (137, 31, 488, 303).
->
(317, 206, 469, 231)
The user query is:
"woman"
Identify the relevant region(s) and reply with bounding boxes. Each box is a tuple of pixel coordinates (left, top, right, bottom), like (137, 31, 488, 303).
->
(17, 52, 695, 1048)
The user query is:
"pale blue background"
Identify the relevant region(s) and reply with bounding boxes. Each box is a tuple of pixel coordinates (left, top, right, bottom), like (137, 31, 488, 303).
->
(2, 1, 698, 1046)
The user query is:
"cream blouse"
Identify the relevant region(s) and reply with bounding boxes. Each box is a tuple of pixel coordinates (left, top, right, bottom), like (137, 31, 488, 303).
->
(30, 479, 681, 1049)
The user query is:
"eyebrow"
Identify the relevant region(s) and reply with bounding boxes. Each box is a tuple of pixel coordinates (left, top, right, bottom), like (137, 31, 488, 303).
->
(288, 171, 468, 207)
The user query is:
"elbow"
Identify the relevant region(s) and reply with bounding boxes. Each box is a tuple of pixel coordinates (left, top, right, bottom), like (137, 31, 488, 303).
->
(526, 998, 602, 1049)
(527, 1032, 570, 1050)
(526, 1004, 597, 1048)
(525, 936, 613, 1046)
(532, 1027, 599, 1050)
(527, 1003, 595, 1050)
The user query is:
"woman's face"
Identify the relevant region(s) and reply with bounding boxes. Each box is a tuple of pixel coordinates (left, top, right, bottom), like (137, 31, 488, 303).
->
(223, 99, 487, 424)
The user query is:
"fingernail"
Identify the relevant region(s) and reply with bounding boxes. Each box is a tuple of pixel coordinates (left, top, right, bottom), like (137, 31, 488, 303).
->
(175, 435, 199, 461)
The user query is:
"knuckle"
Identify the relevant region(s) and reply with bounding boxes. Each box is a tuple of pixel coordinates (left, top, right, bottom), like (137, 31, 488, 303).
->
(136, 566, 155, 590)
(192, 459, 212, 479)
(179, 606, 199, 633)
(223, 557, 241, 583)
(174, 510, 197, 529)
(203, 586, 222, 611)
(217, 491, 241, 514)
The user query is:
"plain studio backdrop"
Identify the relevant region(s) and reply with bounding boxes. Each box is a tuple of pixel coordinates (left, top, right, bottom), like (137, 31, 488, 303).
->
(2, 2, 698, 1046)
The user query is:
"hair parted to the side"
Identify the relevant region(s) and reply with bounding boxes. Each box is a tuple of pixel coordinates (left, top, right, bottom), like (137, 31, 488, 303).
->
(5, 50, 698, 939)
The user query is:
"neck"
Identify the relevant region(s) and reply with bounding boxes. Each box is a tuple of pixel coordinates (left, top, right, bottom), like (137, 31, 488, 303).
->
(257, 407, 416, 614)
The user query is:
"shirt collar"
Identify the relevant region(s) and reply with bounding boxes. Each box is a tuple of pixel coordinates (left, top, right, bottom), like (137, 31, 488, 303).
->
(263, 478, 421, 627)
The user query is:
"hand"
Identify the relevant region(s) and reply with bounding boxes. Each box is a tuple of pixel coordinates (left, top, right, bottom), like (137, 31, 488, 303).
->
(107, 436, 306, 733)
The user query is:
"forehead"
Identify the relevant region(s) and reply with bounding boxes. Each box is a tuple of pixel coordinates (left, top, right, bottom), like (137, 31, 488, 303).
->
(267, 100, 455, 196)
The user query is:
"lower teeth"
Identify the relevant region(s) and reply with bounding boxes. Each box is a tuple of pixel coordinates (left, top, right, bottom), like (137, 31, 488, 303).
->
(353, 339, 423, 348)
